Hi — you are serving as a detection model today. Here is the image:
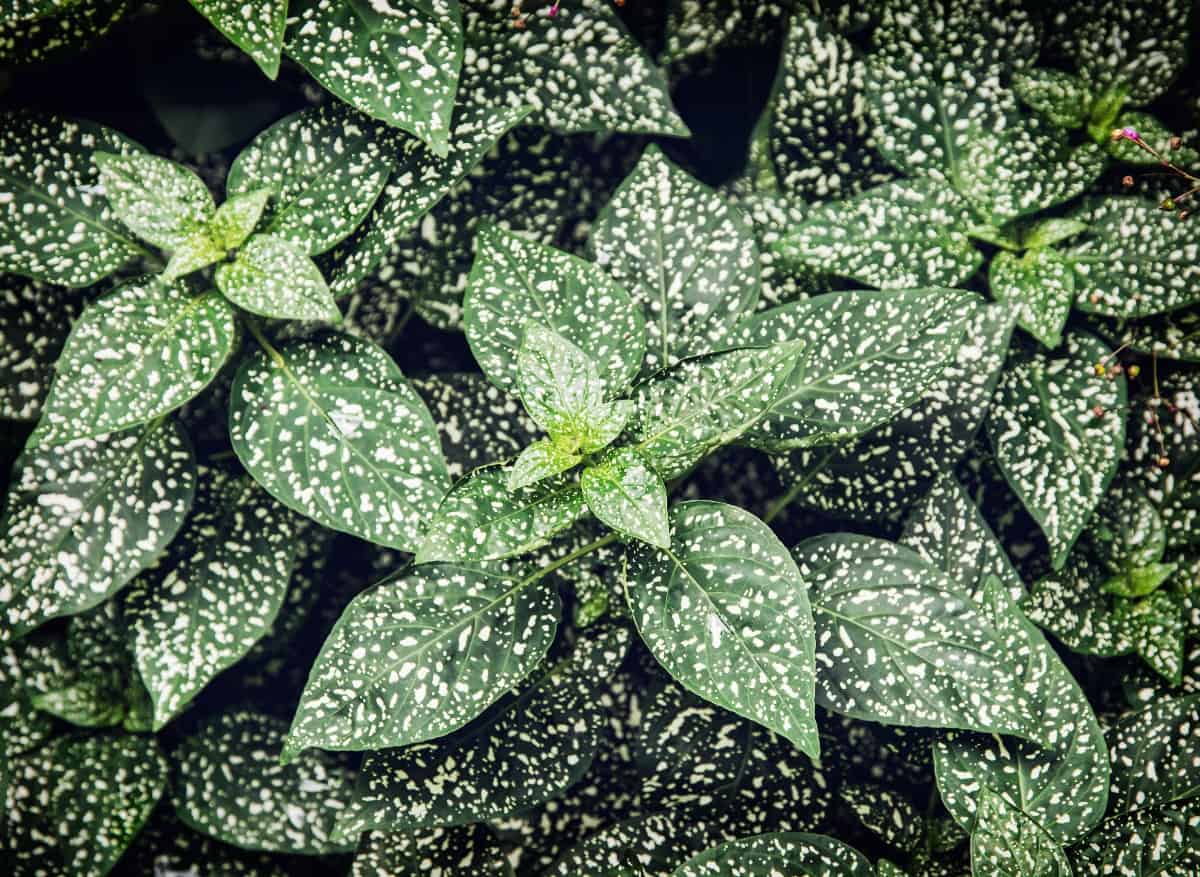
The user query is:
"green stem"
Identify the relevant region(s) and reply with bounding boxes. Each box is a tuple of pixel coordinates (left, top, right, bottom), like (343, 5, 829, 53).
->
(762, 449, 833, 524)
(242, 317, 285, 367)
(520, 532, 619, 587)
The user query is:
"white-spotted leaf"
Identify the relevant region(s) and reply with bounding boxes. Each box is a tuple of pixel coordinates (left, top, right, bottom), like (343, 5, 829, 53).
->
(188, 0, 286, 78)
(0, 278, 82, 421)
(508, 439, 581, 491)
(215, 233, 340, 322)
(990, 248, 1075, 349)
(970, 788, 1072, 877)
(93, 150, 214, 250)
(581, 448, 670, 549)
(673, 832, 872, 876)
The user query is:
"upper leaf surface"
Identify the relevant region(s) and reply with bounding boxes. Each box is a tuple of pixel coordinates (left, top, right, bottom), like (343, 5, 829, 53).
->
(93, 150, 214, 250)
(673, 832, 872, 876)
(581, 447, 670, 549)
(188, 0, 287, 78)
(215, 233, 341, 323)
(989, 248, 1075, 349)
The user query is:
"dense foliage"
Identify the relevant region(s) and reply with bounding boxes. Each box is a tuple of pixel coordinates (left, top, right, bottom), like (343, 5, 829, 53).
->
(1, 0, 1199, 875)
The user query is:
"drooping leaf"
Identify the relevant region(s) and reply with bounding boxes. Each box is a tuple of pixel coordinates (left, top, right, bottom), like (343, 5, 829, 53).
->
(416, 466, 583, 565)
(624, 500, 819, 758)
(335, 624, 629, 835)
(33, 279, 238, 445)
(228, 330, 449, 551)
(464, 224, 645, 397)
(188, 0, 287, 78)
(0, 417, 196, 641)
(0, 111, 145, 287)
(1066, 197, 1200, 319)
(736, 288, 973, 450)
(581, 448, 670, 549)
(627, 342, 802, 480)
(985, 332, 1126, 569)
(173, 710, 356, 855)
(215, 233, 341, 322)
(3, 732, 167, 876)
(283, 559, 559, 758)
(0, 277, 83, 421)
(793, 535, 1036, 741)
(123, 468, 299, 728)
(589, 146, 758, 371)
(673, 832, 872, 876)
(284, 0, 463, 156)
(774, 180, 983, 289)
(989, 248, 1075, 349)
(227, 103, 393, 256)
(970, 788, 1072, 877)
(92, 150, 214, 249)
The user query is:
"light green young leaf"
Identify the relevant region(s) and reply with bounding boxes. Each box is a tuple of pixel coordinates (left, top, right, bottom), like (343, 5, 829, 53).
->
(1023, 219, 1089, 251)
(416, 467, 583, 565)
(188, 0, 286, 78)
(674, 832, 872, 876)
(229, 330, 449, 551)
(589, 146, 759, 371)
(970, 788, 1072, 877)
(990, 248, 1075, 348)
(0, 278, 82, 421)
(208, 188, 270, 251)
(3, 733, 167, 876)
(628, 343, 802, 480)
(32, 279, 238, 445)
(1115, 591, 1187, 685)
(624, 500, 819, 758)
(335, 624, 629, 836)
(774, 180, 983, 289)
(793, 535, 1037, 741)
(1105, 695, 1200, 816)
(0, 418, 196, 642)
(460, 0, 686, 140)
(93, 150, 214, 249)
(508, 439, 581, 491)
(173, 710, 356, 854)
(124, 468, 299, 728)
(284, 559, 559, 758)
(985, 332, 1126, 569)
(161, 229, 225, 282)
(284, 0, 462, 156)
(215, 233, 340, 322)
(1013, 68, 1093, 129)
(1103, 563, 1176, 599)
(464, 224, 646, 398)
(227, 104, 393, 255)
(0, 111, 145, 287)
(1065, 197, 1200, 319)
(736, 288, 973, 450)
(516, 322, 607, 440)
(582, 448, 670, 549)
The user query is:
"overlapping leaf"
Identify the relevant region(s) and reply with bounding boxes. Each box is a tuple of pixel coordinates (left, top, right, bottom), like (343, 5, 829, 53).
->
(990, 248, 1075, 349)
(93, 150, 214, 249)
(1105, 695, 1200, 816)
(0, 0, 129, 67)
(0, 277, 82, 421)
(970, 788, 1072, 877)
(283, 559, 559, 758)
(674, 832, 872, 876)
(188, 0, 286, 78)
(582, 448, 670, 549)
(228, 330, 449, 551)
(215, 233, 340, 322)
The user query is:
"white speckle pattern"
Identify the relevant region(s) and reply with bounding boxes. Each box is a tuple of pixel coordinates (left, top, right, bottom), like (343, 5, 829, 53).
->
(990, 248, 1075, 349)
(0, 276, 83, 421)
(969, 788, 1072, 877)
(675, 831, 873, 876)
(189, 0, 287, 78)
(581, 447, 670, 549)
(215, 232, 341, 322)
(93, 150, 215, 250)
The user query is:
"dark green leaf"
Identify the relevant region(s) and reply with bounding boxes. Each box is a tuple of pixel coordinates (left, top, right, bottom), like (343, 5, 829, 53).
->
(93, 150, 214, 250)
(188, 0, 286, 78)
(1106, 695, 1200, 815)
(989, 248, 1075, 349)
(582, 447, 670, 549)
(970, 788, 1072, 877)
(0, 278, 83, 421)
(674, 832, 872, 876)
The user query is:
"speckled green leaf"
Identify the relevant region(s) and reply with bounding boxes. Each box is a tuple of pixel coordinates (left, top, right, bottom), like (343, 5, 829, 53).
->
(188, 0, 286, 78)
(756, 12, 893, 201)
(1106, 695, 1200, 816)
(589, 146, 758, 371)
(674, 832, 872, 876)
(1023, 554, 1135, 657)
(774, 181, 982, 289)
(661, 0, 788, 68)
(93, 150, 213, 250)
(3, 732, 166, 876)
(624, 500, 818, 758)
(0, 278, 82, 421)
(548, 810, 720, 876)
(1115, 591, 1187, 685)
(161, 228, 225, 283)
(284, 559, 559, 758)
(1051, 0, 1192, 105)
(1065, 197, 1200, 319)
(985, 332, 1126, 569)
(216, 233, 340, 322)
(464, 224, 645, 397)
(123, 469, 298, 728)
(793, 535, 1035, 740)
(871, 0, 1040, 76)
(737, 288, 973, 450)
(1127, 375, 1200, 550)
(460, 0, 686, 140)
(772, 300, 1012, 521)
(284, 0, 462, 156)
(990, 249, 1075, 349)
(932, 581, 1111, 845)
(1013, 68, 1092, 129)
(32, 279, 237, 445)
(1122, 307, 1200, 362)
(841, 783, 924, 853)
(627, 343, 802, 480)
(582, 448, 669, 549)
(411, 371, 539, 479)
(336, 624, 629, 835)
(416, 466, 583, 564)
(0, 112, 144, 287)
(0, 0, 129, 67)
(227, 104, 393, 256)
(1071, 798, 1200, 877)
(351, 825, 513, 877)
(971, 788, 1072, 877)
(508, 439, 580, 491)
(228, 330, 449, 551)
(0, 418, 196, 642)
(207, 188, 270, 251)
(1085, 482, 1168, 579)
(173, 710, 355, 855)
(1105, 112, 1190, 165)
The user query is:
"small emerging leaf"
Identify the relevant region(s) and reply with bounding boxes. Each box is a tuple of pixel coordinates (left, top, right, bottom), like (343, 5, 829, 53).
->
(508, 439, 581, 491)
(93, 150, 214, 249)
(215, 233, 340, 322)
(581, 448, 670, 549)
